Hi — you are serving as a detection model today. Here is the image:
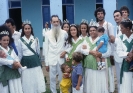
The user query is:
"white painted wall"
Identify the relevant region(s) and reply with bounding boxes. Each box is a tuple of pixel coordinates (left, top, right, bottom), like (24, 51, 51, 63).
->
(0, 0, 9, 25)
(50, 0, 62, 21)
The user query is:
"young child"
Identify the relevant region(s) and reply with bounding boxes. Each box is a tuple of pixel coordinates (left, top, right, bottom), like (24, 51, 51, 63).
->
(96, 26, 109, 70)
(72, 52, 83, 93)
(0, 49, 26, 70)
(60, 63, 71, 93)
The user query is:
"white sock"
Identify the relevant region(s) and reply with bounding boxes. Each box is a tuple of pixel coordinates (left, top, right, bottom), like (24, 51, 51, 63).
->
(98, 62, 101, 66)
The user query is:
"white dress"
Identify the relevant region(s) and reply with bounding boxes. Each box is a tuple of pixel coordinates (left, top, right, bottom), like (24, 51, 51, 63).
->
(116, 34, 133, 93)
(0, 46, 23, 93)
(83, 37, 115, 93)
(42, 28, 50, 56)
(17, 35, 46, 93)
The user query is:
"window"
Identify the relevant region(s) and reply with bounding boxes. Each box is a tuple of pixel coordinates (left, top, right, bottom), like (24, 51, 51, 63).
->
(42, 0, 50, 5)
(62, 0, 74, 4)
(96, 0, 103, 3)
(9, 1, 21, 9)
(42, 0, 50, 28)
(62, 0, 74, 24)
(96, 0, 103, 9)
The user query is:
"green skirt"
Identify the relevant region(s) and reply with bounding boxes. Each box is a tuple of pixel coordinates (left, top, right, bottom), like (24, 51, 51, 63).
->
(21, 55, 41, 68)
(0, 66, 20, 86)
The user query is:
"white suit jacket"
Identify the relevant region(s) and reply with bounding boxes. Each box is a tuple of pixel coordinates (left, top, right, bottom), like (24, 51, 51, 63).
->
(113, 25, 123, 63)
(45, 29, 68, 66)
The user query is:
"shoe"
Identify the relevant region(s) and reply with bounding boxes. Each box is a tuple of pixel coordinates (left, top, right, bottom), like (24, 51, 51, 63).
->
(97, 65, 102, 70)
(101, 65, 106, 70)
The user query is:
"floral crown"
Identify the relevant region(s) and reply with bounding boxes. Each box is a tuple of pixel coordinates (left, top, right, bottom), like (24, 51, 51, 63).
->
(0, 31, 9, 35)
(89, 19, 99, 27)
(23, 19, 31, 25)
(63, 19, 69, 23)
(81, 19, 88, 24)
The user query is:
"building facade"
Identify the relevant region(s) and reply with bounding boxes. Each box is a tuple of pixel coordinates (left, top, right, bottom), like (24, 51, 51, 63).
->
(0, 0, 133, 46)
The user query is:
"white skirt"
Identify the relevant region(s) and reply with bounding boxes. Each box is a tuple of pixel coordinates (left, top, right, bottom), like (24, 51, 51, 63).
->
(84, 67, 114, 93)
(120, 72, 133, 93)
(0, 78, 23, 93)
(21, 66, 46, 93)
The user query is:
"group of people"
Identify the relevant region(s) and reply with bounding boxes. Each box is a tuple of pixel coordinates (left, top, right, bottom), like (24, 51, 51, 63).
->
(43, 6, 133, 93)
(0, 5, 133, 93)
(0, 19, 46, 93)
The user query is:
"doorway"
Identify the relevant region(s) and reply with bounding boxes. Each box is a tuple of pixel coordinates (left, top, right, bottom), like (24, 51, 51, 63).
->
(9, 8, 22, 31)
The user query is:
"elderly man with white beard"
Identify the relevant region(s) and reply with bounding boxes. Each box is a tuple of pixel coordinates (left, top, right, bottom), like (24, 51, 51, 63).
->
(45, 15, 68, 93)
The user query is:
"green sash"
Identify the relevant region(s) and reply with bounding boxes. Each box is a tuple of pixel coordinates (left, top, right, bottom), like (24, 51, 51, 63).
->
(20, 37, 41, 68)
(65, 39, 84, 66)
(0, 47, 20, 87)
(120, 35, 133, 84)
(84, 37, 111, 70)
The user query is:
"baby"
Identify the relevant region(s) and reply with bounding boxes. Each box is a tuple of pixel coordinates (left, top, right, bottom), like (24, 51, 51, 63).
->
(0, 50, 26, 71)
(96, 26, 109, 70)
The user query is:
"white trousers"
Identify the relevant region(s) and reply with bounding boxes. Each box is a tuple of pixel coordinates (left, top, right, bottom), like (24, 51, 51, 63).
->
(49, 63, 62, 93)
(115, 61, 122, 93)
(72, 85, 83, 93)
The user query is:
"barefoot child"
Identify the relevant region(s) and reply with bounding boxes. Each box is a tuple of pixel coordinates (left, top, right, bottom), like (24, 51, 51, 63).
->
(60, 63, 71, 93)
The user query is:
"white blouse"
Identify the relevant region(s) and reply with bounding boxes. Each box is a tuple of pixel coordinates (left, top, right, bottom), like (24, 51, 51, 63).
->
(116, 33, 133, 58)
(17, 35, 40, 61)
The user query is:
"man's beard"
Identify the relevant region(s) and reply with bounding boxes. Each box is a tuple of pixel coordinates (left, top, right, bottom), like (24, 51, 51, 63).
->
(52, 25, 61, 41)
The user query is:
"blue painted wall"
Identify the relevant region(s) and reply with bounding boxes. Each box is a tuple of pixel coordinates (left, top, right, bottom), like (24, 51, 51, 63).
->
(74, 0, 96, 24)
(21, 0, 43, 46)
(117, 0, 133, 20)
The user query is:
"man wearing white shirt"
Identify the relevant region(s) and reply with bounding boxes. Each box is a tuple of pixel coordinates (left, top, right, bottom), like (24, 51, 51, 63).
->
(113, 10, 123, 93)
(45, 15, 68, 93)
(94, 8, 115, 92)
(5, 18, 21, 55)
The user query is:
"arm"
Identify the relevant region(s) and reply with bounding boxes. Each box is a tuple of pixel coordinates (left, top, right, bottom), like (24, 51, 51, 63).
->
(45, 33, 49, 66)
(36, 38, 40, 55)
(97, 42, 104, 50)
(76, 75, 82, 90)
(102, 43, 111, 58)
(0, 58, 14, 65)
(116, 37, 128, 58)
(17, 39, 23, 61)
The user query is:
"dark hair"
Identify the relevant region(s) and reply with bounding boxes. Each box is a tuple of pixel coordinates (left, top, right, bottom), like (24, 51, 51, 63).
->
(61, 23, 70, 29)
(5, 18, 15, 26)
(61, 63, 68, 73)
(0, 25, 14, 45)
(80, 23, 89, 36)
(97, 26, 105, 33)
(120, 6, 130, 16)
(94, 7, 106, 18)
(113, 10, 122, 16)
(59, 19, 62, 26)
(72, 52, 83, 63)
(67, 24, 80, 45)
(21, 24, 34, 37)
(88, 26, 98, 31)
(120, 19, 132, 30)
(50, 15, 59, 21)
